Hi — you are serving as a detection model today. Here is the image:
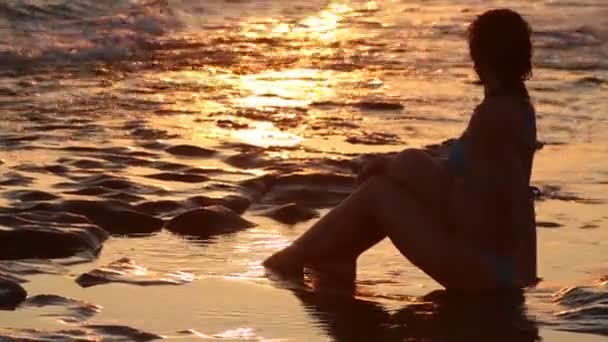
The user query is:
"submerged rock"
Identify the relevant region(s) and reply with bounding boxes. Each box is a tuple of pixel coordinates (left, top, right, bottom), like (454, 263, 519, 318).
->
(4, 190, 59, 202)
(187, 195, 251, 214)
(0, 227, 104, 260)
(165, 205, 255, 239)
(29, 200, 165, 235)
(346, 132, 402, 145)
(143, 172, 209, 183)
(24, 294, 101, 323)
(553, 282, 608, 335)
(354, 101, 404, 111)
(0, 325, 161, 341)
(165, 144, 216, 158)
(85, 325, 163, 341)
(0, 212, 107, 260)
(241, 172, 354, 209)
(76, 258, 194, 288)
(133, 195, 251, 218)
(260, 203, 318, 225)
(0, 276, 27, 310)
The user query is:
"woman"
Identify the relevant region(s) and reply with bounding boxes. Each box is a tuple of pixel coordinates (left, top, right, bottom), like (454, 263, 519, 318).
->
(264, 9, 538, 292)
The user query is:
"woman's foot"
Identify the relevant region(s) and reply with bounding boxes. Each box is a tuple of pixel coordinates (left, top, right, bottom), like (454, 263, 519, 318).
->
(307, 258, 357, 296)
(263, 245, 305, 278)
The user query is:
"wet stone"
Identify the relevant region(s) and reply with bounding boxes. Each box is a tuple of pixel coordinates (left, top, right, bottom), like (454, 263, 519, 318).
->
(138, 140, 170, 150)
(0, 276, 27, 310)
(165, 144, 216, 158)
(0, 210, 108, 260)
(5, 190, 59, 202)
(260, 203, 318, 225)
(165, 205, 255, 239)
(85, 324, 163, 342)
(346, 132, 402, 145)
(216, 119, 250, 129)
(536, 221, 563, 228)
(14, 211, 92, 225)
(0, 325, 161, 341)
(575, 76, 605, 86)
(133, 194, 251, 218)
(24, 294, 101, 323)
(14, 163, 69, 175)
(102, 191, 147, 203)
(76, 258, 194, 288)
(69, 159, 106, 170)
(133, 200, 183, 217)
(243, 172, 354, 208)
(64, 186, 113, 196)
(27, 200, 164, 235)
(224, 150, 274, 169)
(354, 101, 404, 111)
(0, 172, 34, 187)
(0, 271, 27, 284)
(553, 283, 608, 335)
(187, 195, 251, 215)
(536, 184, 603, 205)
(144, 172, 209, 183)
(0, 225, 105, 260)
(0, 328, 98, 341)
(0, 259, 70, 279)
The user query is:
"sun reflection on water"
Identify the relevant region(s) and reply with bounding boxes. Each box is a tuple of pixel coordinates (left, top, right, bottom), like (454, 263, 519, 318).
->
(296, 2, 352, 42)
(242, 2, 352, 43)
(147, 2, 367, 150)
(232, 122, 303, 148)
(236, 68, 335, 108)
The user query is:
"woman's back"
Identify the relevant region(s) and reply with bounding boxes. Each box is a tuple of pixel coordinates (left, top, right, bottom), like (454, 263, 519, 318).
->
(459, 90, 538, 286)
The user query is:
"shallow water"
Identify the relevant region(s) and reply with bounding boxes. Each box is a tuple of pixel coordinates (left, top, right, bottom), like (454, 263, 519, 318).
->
(0, 0, 607, 340)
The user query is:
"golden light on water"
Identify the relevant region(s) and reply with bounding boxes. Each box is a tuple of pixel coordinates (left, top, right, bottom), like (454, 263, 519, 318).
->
(296, 2, 351, 42)
(242, 2, 352, 43)
(236, 68, 335, 108)
(152, 3, 359, 149)
(232, 122, 303, 148)
(229, 68, 339, 148)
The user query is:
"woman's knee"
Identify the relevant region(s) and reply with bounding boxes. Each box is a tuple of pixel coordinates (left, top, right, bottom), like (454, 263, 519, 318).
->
(386, 149, 438, 185)
(391, 149, 435, 172)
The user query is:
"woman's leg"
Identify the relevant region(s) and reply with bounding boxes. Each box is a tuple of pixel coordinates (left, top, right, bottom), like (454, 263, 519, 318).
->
(264, 148, 445, 275)
(263, 177, 385, 279)
(265, 173, 499, 291)
(384, 148, 448, 208)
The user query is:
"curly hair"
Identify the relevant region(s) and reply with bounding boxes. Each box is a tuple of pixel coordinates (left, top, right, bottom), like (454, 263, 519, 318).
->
(468, 9, 533, 85)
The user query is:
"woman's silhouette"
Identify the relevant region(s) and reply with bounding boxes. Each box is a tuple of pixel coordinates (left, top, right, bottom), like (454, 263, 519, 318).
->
(264, 9, 538, 292)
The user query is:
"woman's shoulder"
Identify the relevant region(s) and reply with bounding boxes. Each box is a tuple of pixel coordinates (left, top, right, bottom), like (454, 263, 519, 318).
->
(474, 95, 534, 129)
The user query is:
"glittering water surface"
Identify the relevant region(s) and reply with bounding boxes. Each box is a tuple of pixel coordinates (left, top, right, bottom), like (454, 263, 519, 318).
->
(0, 0, 607, 340)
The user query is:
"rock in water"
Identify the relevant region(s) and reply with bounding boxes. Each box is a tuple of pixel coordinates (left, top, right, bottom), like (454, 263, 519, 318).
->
(85, 324, 163, 341)
(0, 276, 27, 310)
(134, 195, 251, 218)
(24, 294, 101, 323)
(0, 212, 107, 260)
(186, 195, 251, 214)
(30, 200, 165, 235)
(165, 205, 255, 239)
(76, 258, 194, 288)
(261, 203, 318, 225)
(165, 144, 216, 158)
(0, 228, 103, 260)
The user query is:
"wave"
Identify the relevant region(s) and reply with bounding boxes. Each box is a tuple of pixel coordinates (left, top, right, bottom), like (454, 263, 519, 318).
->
(0, 0, 177, 65)
(0, 0, 327, 66)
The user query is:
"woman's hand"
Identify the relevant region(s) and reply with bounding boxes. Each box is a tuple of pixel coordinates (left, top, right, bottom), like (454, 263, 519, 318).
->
(357, 156, 389, 185)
